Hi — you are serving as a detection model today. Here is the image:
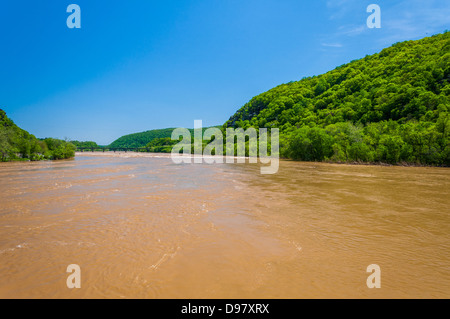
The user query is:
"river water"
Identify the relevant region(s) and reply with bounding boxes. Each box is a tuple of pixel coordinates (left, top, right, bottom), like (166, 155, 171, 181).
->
(0, 153, 449, 298)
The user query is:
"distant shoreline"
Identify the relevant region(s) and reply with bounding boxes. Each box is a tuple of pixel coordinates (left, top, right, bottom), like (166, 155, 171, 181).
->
(75, 152, 448, 168)
(76, 151, 173, 158)
(75, 151, 248, 161)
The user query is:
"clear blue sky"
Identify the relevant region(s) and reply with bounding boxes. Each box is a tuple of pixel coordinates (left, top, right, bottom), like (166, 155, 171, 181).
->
(1, 0, 449, 145)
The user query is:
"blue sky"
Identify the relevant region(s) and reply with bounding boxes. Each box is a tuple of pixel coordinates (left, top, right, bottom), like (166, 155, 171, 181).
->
(1, 0, 449, 145)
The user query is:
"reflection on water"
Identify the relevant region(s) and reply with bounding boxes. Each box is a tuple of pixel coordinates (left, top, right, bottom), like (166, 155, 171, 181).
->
(0, 153, 449, 298)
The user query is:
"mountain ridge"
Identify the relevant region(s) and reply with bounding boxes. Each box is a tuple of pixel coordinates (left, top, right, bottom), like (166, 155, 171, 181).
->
(224, 32, 450, 165)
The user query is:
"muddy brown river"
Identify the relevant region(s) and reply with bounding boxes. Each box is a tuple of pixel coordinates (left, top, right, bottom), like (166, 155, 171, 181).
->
(0, 152, 449, 298)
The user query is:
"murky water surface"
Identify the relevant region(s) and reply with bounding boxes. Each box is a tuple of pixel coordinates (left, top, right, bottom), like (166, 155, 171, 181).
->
(0, 153, 449, 298)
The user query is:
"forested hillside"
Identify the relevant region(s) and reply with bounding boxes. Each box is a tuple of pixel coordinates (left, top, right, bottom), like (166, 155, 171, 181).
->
(225, 32, 450, 165)
(70, 140, 99, 149)
(0, 109, 75, 161)
(109, 126, 220, 149)
(108, 128, 177, 148)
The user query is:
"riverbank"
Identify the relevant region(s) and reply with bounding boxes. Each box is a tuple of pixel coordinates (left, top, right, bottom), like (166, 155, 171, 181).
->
(76, 152, 449, 168)
(75, 151, 253, 162)
(75, 151, 173, 158)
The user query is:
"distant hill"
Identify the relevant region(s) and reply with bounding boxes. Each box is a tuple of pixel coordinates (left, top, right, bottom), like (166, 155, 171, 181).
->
(0, 109, 75, 161)
(109, 128, 177, 148)
(109, 126, 221, 148)
(225, 32, 450, 165)
(70, 140, 99, 149)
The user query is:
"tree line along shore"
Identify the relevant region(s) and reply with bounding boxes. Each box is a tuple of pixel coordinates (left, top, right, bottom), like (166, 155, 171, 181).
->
(1, 32, 449, 166)
(0, 110, 75, 162)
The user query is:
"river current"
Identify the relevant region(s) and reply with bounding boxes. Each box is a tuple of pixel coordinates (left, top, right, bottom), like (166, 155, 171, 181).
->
(0, 153, 448, 298)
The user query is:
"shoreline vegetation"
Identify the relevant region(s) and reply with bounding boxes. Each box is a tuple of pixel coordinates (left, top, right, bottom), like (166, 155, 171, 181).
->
(78, 32, 449, 168)
(2, 33, 449, 166)
(224, 32, 450, 167)
(74, 151, 448, 168)
(0, 110, 75, 162)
